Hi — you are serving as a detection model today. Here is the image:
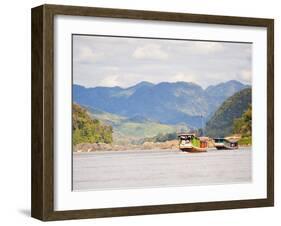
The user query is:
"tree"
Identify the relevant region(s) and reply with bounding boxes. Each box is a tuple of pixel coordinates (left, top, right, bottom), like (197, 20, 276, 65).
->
(233, 105, 252, 145)
(73, 104, 113, 145)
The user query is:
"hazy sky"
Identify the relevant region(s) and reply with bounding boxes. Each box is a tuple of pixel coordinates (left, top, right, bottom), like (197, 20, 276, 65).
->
(73, 35, 252, 89)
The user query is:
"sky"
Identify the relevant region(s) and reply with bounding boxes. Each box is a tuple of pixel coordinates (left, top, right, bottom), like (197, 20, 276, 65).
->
(73, 35, 252, 89)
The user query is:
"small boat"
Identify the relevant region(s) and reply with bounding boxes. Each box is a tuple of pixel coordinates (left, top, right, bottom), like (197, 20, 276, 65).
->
(223, 137, 239, 150)
(213, 137, 239, 150)
(213, 138, 225, 150)
(178, 133, 208, 153)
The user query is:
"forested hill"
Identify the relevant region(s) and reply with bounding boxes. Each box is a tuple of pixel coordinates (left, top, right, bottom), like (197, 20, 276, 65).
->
(73, 104, 113, 145)
(205, 88, 252, 138)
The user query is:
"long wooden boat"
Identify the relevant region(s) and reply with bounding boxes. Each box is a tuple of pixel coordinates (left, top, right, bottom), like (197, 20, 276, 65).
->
(178, 133, 208, 153)
(214, 137, 239, 150)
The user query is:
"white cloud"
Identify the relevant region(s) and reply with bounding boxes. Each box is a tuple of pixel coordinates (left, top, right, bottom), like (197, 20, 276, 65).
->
(239, 69, 252, 83)
(73, 35, 252, 88)
(192, 42, 224, 54)
(99, 74, 122, 87)
(75, 46, 104, 64)
(133, 44, 168, 60)
(167, 72, 197, 83)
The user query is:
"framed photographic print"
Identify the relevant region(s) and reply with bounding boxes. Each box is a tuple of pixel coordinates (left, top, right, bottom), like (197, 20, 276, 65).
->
(31, 4, 274, 221)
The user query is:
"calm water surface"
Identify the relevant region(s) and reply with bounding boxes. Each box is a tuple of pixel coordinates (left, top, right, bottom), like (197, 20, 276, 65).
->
(73, 147, 252, 191)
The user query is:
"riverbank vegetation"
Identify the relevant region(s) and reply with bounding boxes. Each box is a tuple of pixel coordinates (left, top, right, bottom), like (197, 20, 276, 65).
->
(233, 105, 252, 145)
(73, 104, 113, 145)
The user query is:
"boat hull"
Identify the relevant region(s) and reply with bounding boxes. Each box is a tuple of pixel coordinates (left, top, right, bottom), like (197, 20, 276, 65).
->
(214, 144, 239, 150)
(180, 146, 207, 153)
(223, 145, 239, 150)
(214, 143, 225, 150)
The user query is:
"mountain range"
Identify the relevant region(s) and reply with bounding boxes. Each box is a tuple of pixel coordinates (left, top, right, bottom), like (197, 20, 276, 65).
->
(73, 80, 249, 128)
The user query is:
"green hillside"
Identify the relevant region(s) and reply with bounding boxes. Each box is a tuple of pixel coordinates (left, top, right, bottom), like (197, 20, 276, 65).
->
(73, 104, 113, 145)
(141, 132, 178, 143)
(205, 88, 252, 138)
(86, 106, 188, 144)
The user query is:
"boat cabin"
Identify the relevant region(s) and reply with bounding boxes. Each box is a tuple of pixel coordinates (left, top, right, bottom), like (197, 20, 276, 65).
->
(213, 138, 225, 149)
(198, 137, 208, 148)
(214, 138, 224, 144)
(178, 133, 208, 150)
(178, 133, 194, 142)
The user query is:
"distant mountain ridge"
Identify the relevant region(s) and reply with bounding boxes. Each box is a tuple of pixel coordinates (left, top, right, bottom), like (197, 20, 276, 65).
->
(73, 80, 250, 128)
(205, 80, 250, 115)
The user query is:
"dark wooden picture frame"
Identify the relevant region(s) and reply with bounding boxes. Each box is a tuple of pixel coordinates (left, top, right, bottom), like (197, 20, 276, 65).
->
(31, 4, 274, 221)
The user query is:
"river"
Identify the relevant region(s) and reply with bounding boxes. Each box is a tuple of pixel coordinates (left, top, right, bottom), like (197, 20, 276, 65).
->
(73, 147, 251, 191)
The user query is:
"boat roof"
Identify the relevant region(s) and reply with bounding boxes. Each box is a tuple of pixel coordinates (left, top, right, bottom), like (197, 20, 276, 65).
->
(224, 135, 241, 142)
(178, 133, 195, 137)
(199, 137, 209, 141)
(224, 138, 239, 143)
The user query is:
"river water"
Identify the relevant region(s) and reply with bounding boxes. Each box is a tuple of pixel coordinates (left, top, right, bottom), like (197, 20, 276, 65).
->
(73, 147, 252, 191)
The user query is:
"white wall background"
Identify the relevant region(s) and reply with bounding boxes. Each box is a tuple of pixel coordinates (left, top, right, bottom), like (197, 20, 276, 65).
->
(0, 0, 279, 225)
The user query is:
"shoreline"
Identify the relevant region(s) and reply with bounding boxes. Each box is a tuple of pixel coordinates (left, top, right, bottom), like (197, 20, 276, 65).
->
(73, 143, 252, 153)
